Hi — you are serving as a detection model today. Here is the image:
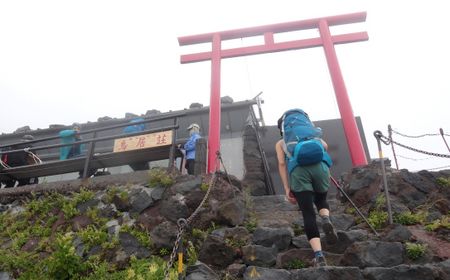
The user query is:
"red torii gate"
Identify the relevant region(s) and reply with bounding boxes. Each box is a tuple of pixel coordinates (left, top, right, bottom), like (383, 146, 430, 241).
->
(178, 12, 369, 173)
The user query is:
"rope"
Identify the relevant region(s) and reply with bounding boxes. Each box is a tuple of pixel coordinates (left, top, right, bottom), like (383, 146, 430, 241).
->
(0, 148, 42, 171)
(0, 158, 10, 169)
(25, 149, 43, 164)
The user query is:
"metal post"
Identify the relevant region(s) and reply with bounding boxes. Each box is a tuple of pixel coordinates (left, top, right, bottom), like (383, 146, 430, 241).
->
(374, 131, 393, 225)
(168, 118, 178, 169)
(253, 91, 265, 127)
(440, 128, 450, 153)
(177, 240, 184, 279)
(194, 138, 207, 175)
(82, 131, 97, 179)
(388, 125, 399, 170)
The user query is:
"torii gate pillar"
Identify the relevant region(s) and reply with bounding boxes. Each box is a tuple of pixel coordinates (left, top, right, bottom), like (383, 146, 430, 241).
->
(179, 12, 369, 173)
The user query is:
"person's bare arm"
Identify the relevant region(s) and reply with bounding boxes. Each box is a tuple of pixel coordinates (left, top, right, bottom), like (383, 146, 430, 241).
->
(275, 140, 296, 203)
(320, 139, 328, 150)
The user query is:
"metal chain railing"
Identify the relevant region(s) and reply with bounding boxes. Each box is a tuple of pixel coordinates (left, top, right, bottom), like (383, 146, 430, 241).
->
(163, 153, 221, 280)
(387, 125, 450, 170)
(216, 151, 237, 198)
(375, 131, 450, 159)
(390, 128, 441, 138)
(396, 155, 434, 161)
(423, 164, 450, 171)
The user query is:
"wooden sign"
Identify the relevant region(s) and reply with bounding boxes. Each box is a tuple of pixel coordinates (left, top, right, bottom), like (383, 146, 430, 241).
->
(113, 130, 173, 153)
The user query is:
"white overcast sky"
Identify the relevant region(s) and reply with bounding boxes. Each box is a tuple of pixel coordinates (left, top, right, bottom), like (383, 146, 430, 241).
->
(0, 0, 449, 172)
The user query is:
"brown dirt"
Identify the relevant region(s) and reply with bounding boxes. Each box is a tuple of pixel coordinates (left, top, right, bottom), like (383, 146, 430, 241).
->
(408, 225, 450, 259)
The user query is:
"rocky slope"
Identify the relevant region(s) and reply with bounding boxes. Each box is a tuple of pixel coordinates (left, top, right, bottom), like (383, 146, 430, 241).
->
(0, 163, 449, 280)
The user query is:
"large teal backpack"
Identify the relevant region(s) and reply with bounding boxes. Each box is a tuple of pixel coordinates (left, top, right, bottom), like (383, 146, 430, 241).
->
(278, 109, 333, 174)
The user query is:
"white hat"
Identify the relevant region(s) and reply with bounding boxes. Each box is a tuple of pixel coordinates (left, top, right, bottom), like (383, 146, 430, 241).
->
(187, 123, 200, 131)
(72, 123, 81, 130)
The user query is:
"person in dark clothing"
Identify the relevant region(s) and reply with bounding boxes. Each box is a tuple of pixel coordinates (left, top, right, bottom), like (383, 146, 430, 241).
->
(0, 135, 39, 188)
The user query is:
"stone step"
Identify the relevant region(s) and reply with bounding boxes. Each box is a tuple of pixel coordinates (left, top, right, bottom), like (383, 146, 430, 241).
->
(250, 195, 349, 228)
(242, 262, 450, 280)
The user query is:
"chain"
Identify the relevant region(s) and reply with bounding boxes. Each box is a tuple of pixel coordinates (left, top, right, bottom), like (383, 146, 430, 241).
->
(187, 172, 218, 225)
(391, 139, 450, 158)
(163, 219, 187, 280)
(163, 168, 219, 280)
(396, 154, 435, 161)
(391, 128, 441, 138)
(420, 164, 450, 171)
(216, 151, 236, 198)
(376, 131, 450, 158)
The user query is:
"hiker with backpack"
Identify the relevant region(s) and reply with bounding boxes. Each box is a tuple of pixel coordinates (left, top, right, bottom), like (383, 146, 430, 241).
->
(59, 123, 83, 160)
(275, 109, 337, 267)
(58, 123, 97, 178)
(123, 117, 150, 171)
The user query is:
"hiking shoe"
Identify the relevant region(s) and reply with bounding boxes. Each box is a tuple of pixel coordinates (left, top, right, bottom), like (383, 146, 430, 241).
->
(321, 216, 338, 245)
(312, 256, 327, 267)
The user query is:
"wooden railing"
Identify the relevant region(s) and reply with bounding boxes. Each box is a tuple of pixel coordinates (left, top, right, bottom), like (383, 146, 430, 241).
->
(0, 117, 183, 184)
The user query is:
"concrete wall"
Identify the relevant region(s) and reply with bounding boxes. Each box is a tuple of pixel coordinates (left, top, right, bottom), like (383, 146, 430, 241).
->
(219, 137, 244, 179)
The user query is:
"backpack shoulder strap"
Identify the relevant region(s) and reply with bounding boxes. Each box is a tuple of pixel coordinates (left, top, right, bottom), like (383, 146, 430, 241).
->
(280, 139, 293, 159)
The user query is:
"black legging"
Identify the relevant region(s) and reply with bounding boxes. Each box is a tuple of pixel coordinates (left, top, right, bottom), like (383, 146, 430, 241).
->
(185, 159, 195, 175)
(293, 191, 329, 240)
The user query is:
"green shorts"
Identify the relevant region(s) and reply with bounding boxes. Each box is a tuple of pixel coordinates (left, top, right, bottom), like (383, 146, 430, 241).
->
(289, 162, 330, 193)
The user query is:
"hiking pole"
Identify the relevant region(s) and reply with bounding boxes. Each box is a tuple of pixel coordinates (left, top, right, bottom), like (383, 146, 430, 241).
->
(330, 176, 380, 237)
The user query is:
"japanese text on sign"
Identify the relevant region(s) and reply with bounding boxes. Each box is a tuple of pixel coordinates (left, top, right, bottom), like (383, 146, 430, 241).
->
(113, 130, 173, 152)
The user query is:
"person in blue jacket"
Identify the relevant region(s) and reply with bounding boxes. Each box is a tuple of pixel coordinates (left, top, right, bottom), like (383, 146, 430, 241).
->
(123, 117, 145, 134)
(59, 123, 96, 178)
(123, 117, 149, 171)
(59, 123, 83, 160)
(184, 123, 201, 175)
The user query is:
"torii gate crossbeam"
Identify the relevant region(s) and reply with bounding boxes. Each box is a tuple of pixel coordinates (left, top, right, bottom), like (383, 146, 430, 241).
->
(178, 12, 369, 173)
